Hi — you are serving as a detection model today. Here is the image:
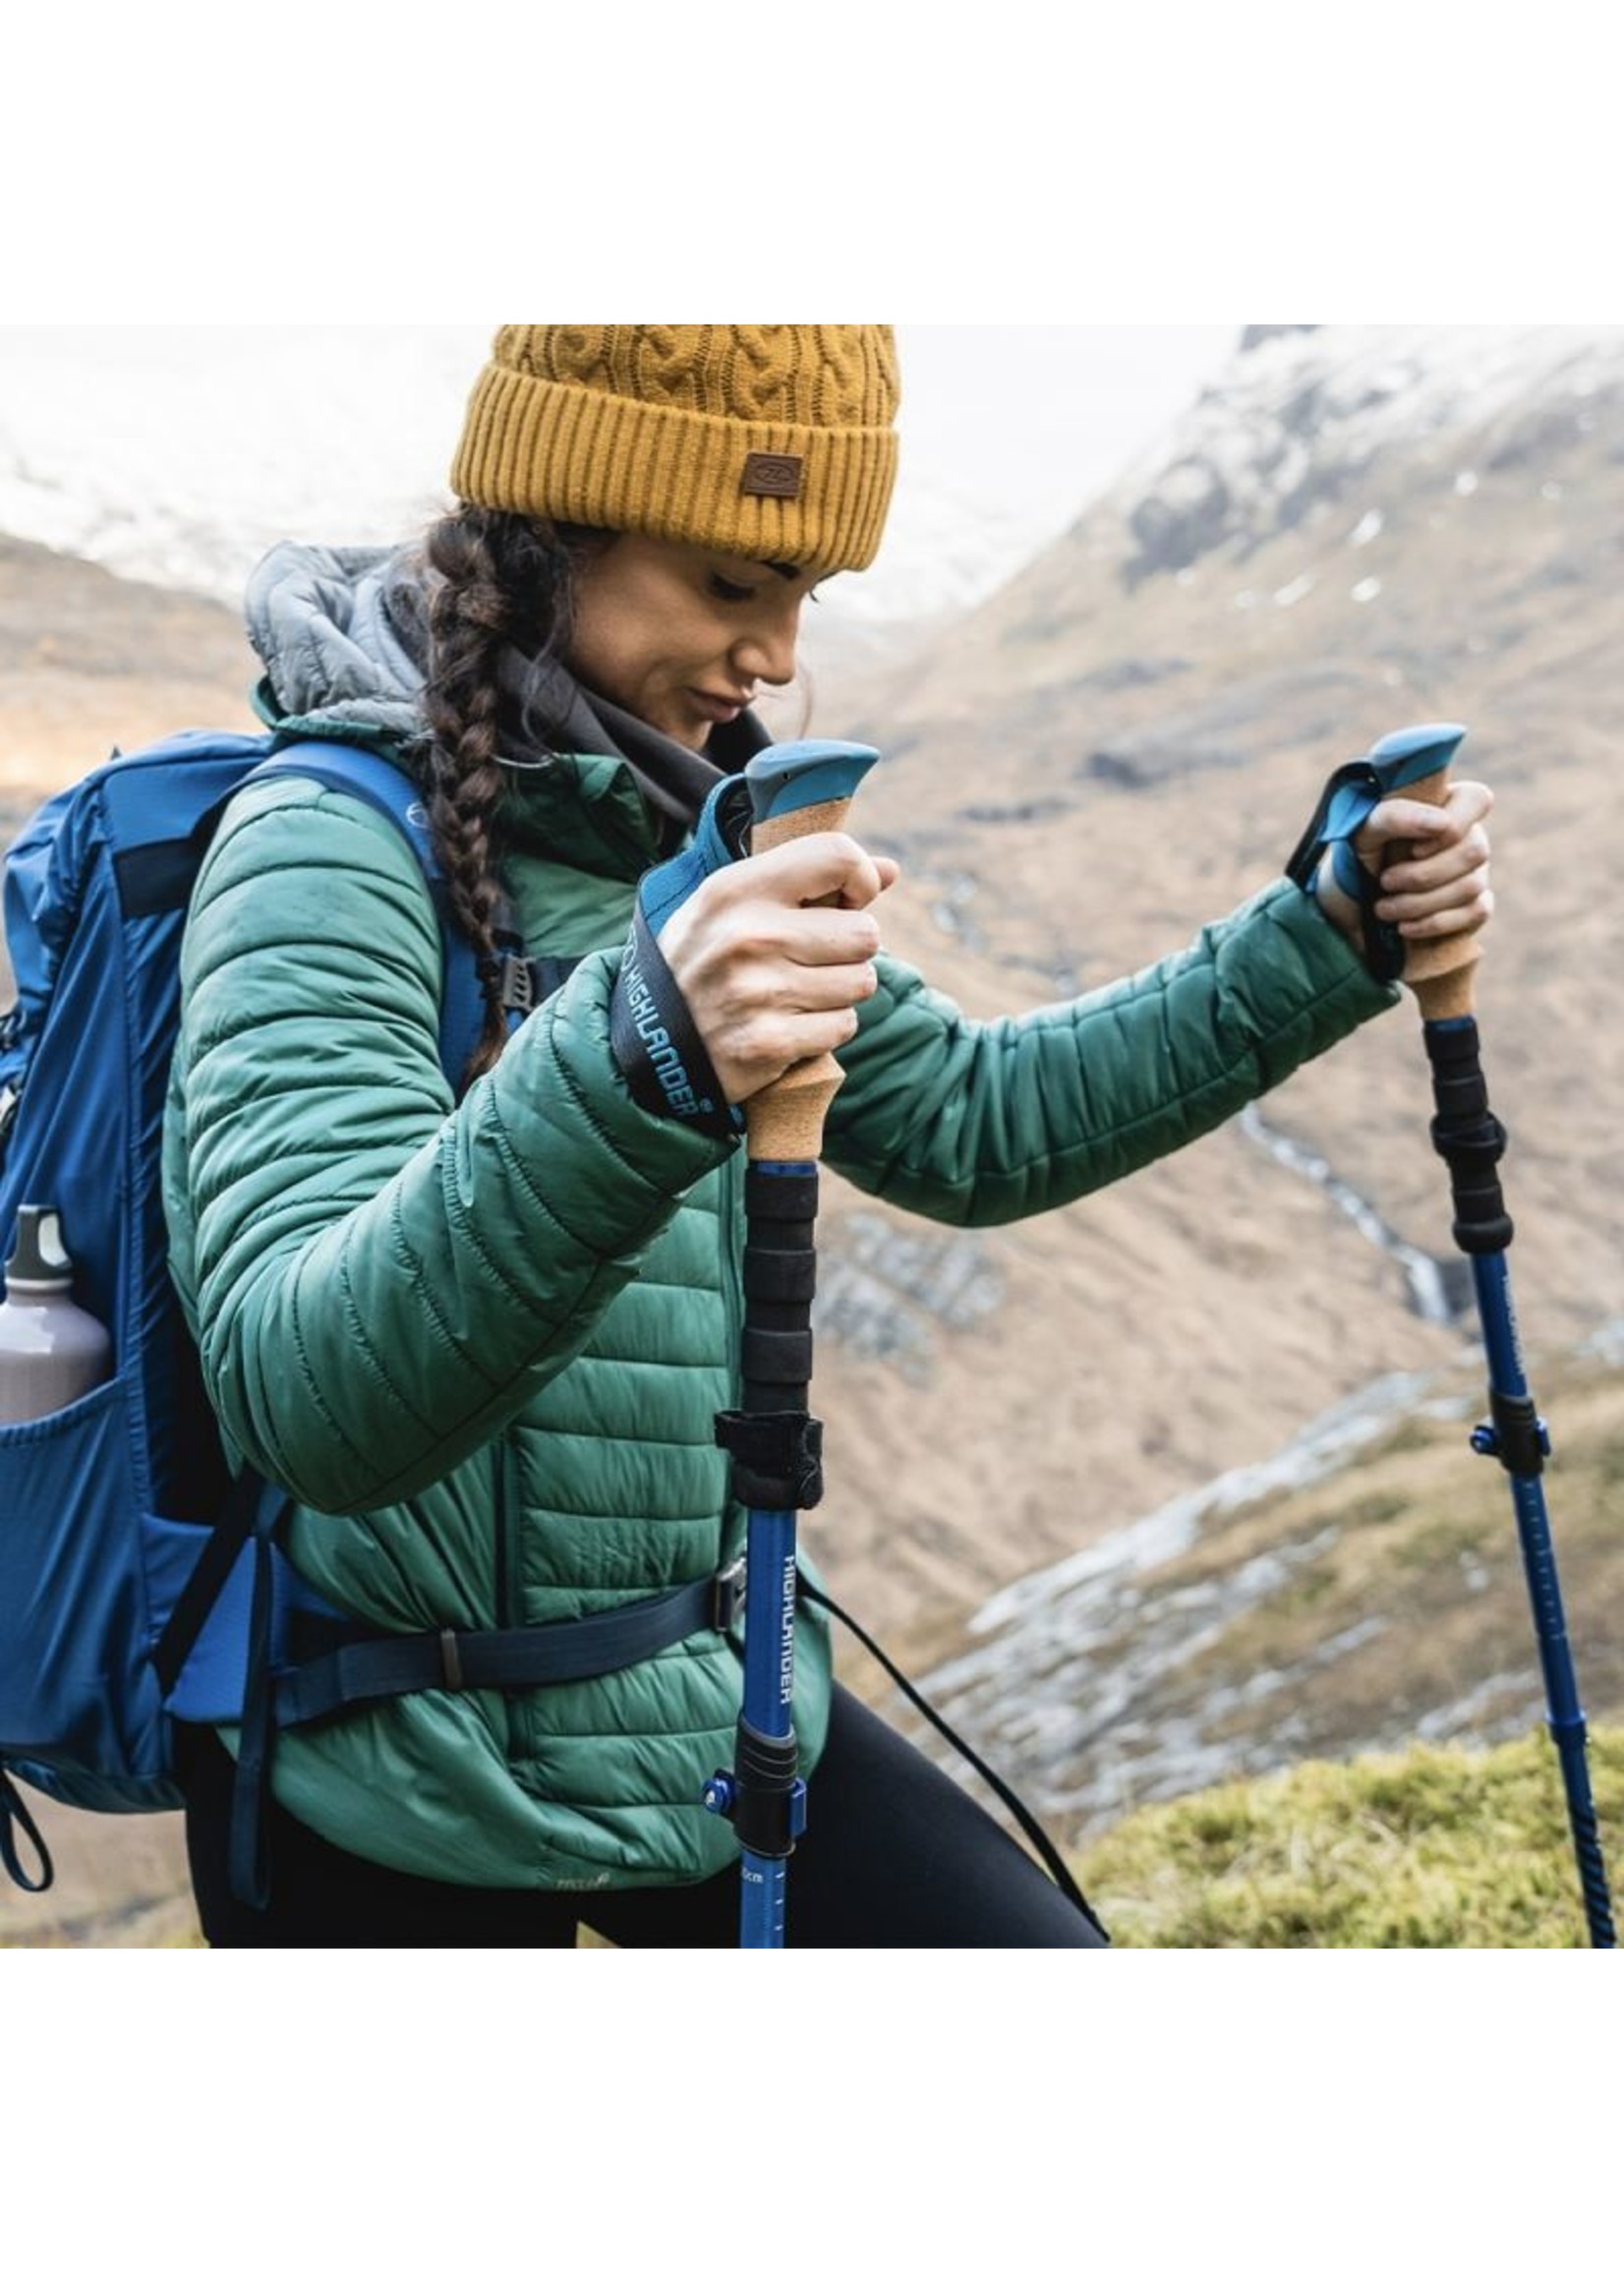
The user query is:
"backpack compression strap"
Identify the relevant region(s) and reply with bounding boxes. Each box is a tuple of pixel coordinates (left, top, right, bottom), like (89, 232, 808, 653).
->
(272, 1565, 747, 1727)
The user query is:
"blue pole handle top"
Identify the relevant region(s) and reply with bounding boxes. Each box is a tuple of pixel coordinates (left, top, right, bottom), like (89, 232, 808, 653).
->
(745, 741, 881, 828)
(1363, 723, 1468, 797)
(635, 742, 877, 944)
(1309, 723, 1468, 864)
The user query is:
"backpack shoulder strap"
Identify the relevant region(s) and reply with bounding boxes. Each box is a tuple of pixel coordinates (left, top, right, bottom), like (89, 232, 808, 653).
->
(244, 740, 485, 1094)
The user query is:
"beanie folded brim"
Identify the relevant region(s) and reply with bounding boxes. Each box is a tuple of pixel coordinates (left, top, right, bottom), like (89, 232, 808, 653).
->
(450, 366, 898, 574)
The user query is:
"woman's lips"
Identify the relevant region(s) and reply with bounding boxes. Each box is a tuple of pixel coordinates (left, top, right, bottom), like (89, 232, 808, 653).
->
(690, 689, 746, 725)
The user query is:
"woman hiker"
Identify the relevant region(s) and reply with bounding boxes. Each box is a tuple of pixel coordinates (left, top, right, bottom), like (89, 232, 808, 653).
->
(161, 324, 1494, 1948)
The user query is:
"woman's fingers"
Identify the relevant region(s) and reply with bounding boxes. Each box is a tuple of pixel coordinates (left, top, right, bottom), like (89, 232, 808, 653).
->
(656, 832, 899, 1103)
(1379, 876, 1496, 938)
(1378, 829, 1491, 897)
(1358, 780, 1493, 862)
(731, 832, 899, 913)
(1313, 778, 1496, 965)
(1357, 780, 1494, 933)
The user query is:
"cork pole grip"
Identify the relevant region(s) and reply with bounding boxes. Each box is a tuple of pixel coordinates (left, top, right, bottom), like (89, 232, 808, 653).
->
(1386, 766, 1482, 1020)
(744, 792, 853, 1162)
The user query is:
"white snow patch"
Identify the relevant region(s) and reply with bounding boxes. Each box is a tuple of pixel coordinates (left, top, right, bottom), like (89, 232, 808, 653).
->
(1351, 576, 1383, 604)
(1349, 508, 1384, 547)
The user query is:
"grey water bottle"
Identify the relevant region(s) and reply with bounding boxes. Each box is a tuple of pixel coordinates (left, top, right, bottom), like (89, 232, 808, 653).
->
(0, 1205, 113, 1424)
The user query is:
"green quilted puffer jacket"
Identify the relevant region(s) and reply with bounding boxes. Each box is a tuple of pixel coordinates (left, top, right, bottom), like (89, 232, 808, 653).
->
(161, 741, 1396, 1892)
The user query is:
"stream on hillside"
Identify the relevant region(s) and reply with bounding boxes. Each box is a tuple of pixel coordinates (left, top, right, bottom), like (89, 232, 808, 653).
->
(1237, 1104, 1476, 1329)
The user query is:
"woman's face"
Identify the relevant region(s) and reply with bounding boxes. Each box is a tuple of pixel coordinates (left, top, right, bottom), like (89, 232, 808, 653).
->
(568, 533, 824, 749)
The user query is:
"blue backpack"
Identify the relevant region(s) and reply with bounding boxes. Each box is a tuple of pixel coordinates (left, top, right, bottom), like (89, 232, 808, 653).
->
(0, 727, 730, 1911)
(0, 730, 488, 1896)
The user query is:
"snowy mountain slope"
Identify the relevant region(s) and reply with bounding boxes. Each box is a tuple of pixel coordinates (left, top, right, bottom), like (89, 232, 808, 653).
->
(0, 327, 485, 603)
(859, 321, 1624, 745)
(1114, 321, 1624, 584)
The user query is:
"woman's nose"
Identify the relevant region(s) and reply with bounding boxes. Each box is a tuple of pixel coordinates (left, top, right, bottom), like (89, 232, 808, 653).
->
(732, 612, 799, 688)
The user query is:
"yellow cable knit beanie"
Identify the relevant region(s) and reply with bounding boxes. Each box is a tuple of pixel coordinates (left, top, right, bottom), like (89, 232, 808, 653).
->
(450, 325, 900, 574)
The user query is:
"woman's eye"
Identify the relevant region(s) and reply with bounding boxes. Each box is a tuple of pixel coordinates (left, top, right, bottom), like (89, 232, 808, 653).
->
(709, 574, 756, 604)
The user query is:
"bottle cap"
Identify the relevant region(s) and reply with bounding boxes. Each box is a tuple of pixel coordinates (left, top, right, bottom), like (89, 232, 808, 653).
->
(5, 1205, 75, 1293)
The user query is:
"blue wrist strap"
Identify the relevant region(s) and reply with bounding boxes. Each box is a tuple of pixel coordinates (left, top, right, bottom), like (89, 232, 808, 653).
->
(1287, 760, 1405, 980)
(637, 776, 754, 940)
(609, 775, 753, 1140)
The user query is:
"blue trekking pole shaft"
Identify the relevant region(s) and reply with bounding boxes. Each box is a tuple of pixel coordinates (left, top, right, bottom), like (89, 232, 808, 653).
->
(1366, 727, 1615, 1948)
(705, 741, 880, 1948)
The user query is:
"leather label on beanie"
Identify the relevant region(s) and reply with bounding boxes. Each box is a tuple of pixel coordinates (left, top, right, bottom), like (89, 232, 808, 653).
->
(741, 451, 804, 498)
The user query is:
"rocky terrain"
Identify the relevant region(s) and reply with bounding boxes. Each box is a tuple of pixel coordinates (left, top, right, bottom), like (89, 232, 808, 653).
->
(914, 1330, 1624, 1849)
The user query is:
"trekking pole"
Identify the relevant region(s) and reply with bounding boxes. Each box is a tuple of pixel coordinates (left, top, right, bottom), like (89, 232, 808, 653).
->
(704, 739, 879, 1949)
(1353, 725, 1615, 1948)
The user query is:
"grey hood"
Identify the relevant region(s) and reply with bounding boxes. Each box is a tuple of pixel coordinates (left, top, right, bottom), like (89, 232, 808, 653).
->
(245, 541, 428, 746)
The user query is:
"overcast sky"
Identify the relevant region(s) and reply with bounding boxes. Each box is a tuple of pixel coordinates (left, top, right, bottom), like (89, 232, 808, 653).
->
(898, 323, 1237, 526)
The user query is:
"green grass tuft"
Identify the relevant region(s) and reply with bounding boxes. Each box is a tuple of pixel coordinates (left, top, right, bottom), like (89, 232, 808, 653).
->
(1071, 1724, 1624, 1947)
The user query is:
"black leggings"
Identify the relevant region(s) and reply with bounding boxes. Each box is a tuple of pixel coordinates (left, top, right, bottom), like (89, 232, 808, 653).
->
(178, 1687, 1107, 1949)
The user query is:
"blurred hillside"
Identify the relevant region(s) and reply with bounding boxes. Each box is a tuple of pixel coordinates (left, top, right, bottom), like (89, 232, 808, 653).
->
(801, 324, 1622, 1644)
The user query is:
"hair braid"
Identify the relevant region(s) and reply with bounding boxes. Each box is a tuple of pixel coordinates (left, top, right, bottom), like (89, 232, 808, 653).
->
(420, 504, 582, 1084)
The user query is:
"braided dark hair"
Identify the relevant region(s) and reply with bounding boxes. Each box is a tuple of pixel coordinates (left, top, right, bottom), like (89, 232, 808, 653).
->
(420, 504, 598, 1083)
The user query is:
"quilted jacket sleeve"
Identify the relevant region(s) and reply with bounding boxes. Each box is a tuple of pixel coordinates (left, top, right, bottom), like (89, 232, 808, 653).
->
(164, 780, 733, 1517)
(824, 879, 1398, 1224)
